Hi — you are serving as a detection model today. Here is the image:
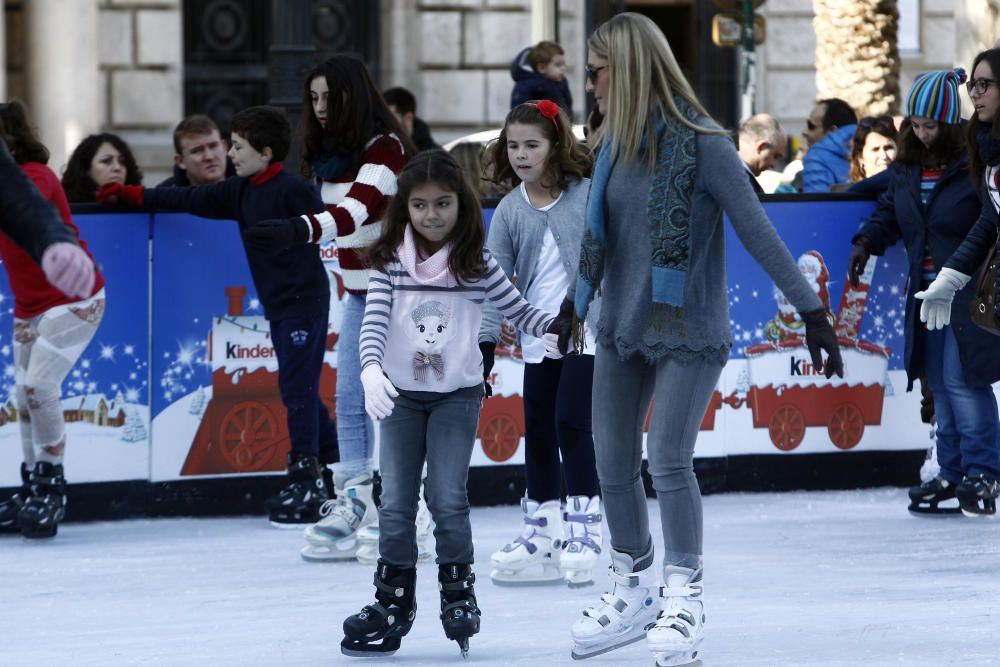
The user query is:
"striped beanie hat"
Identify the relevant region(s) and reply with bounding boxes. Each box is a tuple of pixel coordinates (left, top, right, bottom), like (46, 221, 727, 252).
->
(905, 68, 967, 125)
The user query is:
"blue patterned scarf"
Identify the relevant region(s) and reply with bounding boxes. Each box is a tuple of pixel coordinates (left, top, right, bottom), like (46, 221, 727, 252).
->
(312, 151, 352, 180)
(574, 99, 699, 342)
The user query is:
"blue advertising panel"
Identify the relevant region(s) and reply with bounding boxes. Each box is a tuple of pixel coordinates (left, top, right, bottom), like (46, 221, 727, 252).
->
(0, 213, 151, 486)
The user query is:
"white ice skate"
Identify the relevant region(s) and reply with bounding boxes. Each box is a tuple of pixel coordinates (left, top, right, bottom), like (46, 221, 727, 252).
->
(490, 497, 563, 585)
(355, 487, 435, 565)
(561, 495, 603, 588)
(646, 565, 704, 667)
(570, 547, 660, 660)
(300, 474, 375, 562)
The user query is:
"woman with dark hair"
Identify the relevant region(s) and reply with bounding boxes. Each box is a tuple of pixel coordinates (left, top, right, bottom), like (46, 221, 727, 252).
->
(837, 115, 898, 194)
(0, 100, 105, 538)
(849, 67, 1000, 520)
(61, 132, 142, 203)
(914, 50, 1000, 518)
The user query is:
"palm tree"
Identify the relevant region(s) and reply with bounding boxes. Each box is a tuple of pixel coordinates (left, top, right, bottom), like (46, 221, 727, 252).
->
(813, 0, 900, 117)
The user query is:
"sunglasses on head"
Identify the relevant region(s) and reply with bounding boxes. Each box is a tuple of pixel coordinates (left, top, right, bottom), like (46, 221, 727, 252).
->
(585, 65, 607, 84)
(858, 115, 894, 129)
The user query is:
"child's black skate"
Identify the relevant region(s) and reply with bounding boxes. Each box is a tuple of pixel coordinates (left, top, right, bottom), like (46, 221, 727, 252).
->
(908, 477, 961, 516)
(0, 463, 31, 534)
(265, 453, 329, 527)
(438, 563, 481, 658)
(956, 474, 999, 518)
(18, 462, 66, 539)
(341, 560, 417, 657)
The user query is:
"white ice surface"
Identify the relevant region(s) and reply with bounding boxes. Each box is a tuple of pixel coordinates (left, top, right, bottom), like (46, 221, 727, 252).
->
(2, 488, 998, 666)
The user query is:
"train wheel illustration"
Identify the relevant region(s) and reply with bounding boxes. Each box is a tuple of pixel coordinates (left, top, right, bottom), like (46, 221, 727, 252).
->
(828, 403, 864, 450)
(220, 400, 282, 471)
(769, 404, 805, 451)
(480, 413, 521, 462)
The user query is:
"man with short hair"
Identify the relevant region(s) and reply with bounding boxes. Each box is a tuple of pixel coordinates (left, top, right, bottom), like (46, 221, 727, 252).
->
(801, 98, 858, 192)
(157, 114, 235, 188)
(382, 87, 438, 152)
(737, 113, 788, 193)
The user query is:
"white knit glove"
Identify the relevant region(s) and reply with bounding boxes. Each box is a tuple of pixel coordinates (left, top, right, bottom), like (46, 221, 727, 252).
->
(41, 242, 95, 299)
(542, 332, 564, 359)
(360, 365, 398, 420)
(913, 267, 971, 330)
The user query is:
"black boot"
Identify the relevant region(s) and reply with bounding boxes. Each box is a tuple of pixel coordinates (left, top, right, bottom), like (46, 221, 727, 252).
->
(439, 563, 481, 657)
(265, 453, 329, 527)
(342, 560, 417, 657)
(908, 477, 960, 516)
(956, 474, 999, 518)
(0, 463, 31, 534)
(19, 462, 66, 539)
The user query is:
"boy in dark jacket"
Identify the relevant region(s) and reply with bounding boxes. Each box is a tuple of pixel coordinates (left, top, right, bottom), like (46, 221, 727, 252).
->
(97, 106, 338, 526)
(510, 41, 573, 117)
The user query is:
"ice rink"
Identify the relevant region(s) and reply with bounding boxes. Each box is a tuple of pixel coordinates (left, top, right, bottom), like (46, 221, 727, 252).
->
(3, 487, 998, 666)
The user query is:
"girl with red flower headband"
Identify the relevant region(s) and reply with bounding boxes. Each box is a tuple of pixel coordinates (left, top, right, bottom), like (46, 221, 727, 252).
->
(480, 101, 603, 588)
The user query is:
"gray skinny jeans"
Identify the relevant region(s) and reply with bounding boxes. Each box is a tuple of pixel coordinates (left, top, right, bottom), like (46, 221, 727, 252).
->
(377, 385, 483, 567)
(592, 343, 723, 568)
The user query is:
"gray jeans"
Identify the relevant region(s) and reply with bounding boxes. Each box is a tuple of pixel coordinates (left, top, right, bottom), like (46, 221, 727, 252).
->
(377, 385, 483, 567)
(592, 343, 722, 568)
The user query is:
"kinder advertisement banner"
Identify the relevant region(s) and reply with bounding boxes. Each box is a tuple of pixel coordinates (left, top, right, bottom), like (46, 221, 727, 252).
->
(0, 213, 151, 486)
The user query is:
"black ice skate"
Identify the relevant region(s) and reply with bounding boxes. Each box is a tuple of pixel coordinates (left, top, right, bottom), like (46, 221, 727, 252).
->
(341, 560, 417, 657)
(18, 462, 66, 539)
(439, 563, 481, 658)
(956, 474, 999, 518)
(0, 463, 31, 534)
(908, 477, 961, 516)
(265, 453, 329, 527)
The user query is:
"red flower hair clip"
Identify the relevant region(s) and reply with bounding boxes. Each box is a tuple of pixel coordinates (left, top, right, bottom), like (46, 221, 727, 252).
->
(529, 99, 561, 132)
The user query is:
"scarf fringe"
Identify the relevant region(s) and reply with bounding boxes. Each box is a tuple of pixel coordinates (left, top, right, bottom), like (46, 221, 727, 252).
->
(647, 303, 686, 338)
(571, 314, 586, 353)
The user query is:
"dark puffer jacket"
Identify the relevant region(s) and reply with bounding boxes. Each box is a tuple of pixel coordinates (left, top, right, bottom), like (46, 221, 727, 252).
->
(509, 47, 572, 116)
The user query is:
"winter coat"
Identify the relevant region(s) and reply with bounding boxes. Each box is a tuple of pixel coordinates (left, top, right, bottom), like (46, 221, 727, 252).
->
(803, 124, 856, 193)
(509, 47, 572, 116)
(854, 153, 1000, 389)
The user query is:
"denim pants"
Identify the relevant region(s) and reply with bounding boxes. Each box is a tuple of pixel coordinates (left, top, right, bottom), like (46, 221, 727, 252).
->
(334, 293, 374, 482)
(522, 354, 599, 501)
(592, 343, 722, 568)
(270, 313, 338, 461)
(377, 385, 483, 567)
(924, 326, 1000, 481)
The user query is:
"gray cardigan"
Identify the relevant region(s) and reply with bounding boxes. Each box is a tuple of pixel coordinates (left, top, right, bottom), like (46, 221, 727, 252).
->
(479, 179, 600, 345)
(596, 121, 822, 364)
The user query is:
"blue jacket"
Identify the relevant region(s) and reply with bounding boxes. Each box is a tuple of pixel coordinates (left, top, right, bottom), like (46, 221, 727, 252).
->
(509, 47, 572, 116)
(803, 124, 856, 192)
(854, 154, 1000, 388)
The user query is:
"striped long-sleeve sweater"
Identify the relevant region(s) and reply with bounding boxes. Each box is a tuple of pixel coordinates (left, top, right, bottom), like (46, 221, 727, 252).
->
(360, 248, 555, 393)
(314, 133, 407, 294)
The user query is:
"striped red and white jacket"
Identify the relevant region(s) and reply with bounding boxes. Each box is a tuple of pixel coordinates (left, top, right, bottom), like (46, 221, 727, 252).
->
(310, 133, 407, 294)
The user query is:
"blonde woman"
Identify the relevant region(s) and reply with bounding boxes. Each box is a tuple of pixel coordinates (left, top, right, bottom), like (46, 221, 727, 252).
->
(568, 13, 843, 665)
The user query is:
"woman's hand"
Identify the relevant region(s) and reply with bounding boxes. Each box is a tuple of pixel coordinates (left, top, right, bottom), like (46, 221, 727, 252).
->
(800, 309, 844, 379)
(914, 268, 971, 330)
(847, 238, 872, 287)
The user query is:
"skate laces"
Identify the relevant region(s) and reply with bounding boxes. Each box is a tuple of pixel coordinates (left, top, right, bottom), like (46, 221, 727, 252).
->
(317, 492, 364, 527)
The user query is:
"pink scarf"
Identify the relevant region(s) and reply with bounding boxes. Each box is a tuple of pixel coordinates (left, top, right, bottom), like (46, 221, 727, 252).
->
(398, 225, 455, 287)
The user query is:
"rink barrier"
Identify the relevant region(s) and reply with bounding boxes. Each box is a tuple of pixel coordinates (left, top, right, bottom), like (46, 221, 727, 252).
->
(0, 195, 931, 521)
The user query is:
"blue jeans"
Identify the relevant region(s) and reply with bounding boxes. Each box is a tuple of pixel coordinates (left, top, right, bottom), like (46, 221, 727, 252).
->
(377, 386, 482, 567)
(333, 293, 374, 482)
(924, 327, 1000, 482)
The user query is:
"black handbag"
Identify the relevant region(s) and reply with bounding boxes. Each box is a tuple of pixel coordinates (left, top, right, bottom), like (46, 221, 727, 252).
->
(969, 228, 1000, 336)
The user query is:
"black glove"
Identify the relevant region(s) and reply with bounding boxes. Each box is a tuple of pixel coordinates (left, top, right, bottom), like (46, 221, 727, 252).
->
(918, 377, 935, 424)
(545, 296, 575, 355)
(847, 237, 872, 287)
(480, 341, 496, 397)
(801, 308, 844, 379)
(242, 216, 309, 254)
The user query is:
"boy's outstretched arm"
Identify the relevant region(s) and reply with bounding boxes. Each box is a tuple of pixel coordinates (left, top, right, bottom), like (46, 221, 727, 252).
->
(98, 179, 240, 220)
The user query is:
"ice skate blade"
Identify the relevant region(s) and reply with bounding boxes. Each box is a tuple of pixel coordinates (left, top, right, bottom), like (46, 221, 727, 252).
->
(490, 574, 564, 587)
(20, 528, 57, 539)
(654, 656, 701, 667)
(565, 576, 594, 589)
(340, 645, 398, 658)
(270, 520, 312, 529)
(961, 508, 997, 519)
(908, 506, 961, 518)
(300, 545, 359, 562)
(571, 632, 646, 660)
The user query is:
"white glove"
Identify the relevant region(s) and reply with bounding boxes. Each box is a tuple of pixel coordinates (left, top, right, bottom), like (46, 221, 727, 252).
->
(360, 365, 398, 420)
(913, 267, 971, 330)
(41, 242, 95, 299)
(542, 332, 564, 359)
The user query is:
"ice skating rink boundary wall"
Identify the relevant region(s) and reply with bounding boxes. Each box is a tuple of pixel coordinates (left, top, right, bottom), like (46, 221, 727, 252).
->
(0, 196, 935, 520)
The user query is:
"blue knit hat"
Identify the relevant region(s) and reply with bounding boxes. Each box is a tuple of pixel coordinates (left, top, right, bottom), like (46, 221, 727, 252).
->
(905, 68, 967, 125)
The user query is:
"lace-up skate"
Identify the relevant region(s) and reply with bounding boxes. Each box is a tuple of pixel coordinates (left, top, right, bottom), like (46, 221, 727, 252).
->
(301, 474, 375, 561)
(956, 474, 999, 518)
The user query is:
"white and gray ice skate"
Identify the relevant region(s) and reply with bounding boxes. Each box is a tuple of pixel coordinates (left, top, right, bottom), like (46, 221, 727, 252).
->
(561, 495, 603, 588)
(570, 547, 660, 660)
(300, 474, 375, 562)
(490, 497, 563, 585)
(355, 487, 435, 565)
(646, 565, 704, 667)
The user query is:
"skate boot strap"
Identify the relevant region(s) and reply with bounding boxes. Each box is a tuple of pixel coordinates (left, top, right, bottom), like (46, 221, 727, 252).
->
(659, 583, 701, 598)
(524, 514, 548, 527)
(373, 577, 409, 600)
(439, 573, 475, 594)
(563, 535, 601, 553)
(608, 567, 643, 587)
(511, 535, 540, 554)
(652, 609, 698, 638)
(563, 511, 602, 524)
(582, 594, 629, 626)
(442, 598, 481, 616)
